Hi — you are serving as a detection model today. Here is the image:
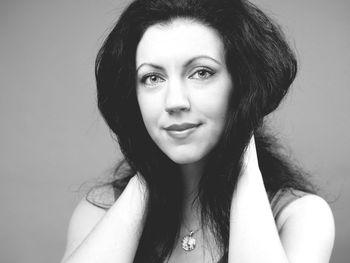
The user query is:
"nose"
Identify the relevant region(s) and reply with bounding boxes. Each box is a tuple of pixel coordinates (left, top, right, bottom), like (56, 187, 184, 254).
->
(164, 79, 190, 114)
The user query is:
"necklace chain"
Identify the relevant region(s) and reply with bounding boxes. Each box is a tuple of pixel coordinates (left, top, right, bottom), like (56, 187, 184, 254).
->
(181, 209, 201, 251)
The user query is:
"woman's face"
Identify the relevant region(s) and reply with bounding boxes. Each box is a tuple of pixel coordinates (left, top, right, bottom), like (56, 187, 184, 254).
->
(136, 19, 233, 164)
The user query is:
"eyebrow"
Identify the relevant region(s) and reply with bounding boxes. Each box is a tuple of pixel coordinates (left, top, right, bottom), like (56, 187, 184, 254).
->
(136, 55, 222, 72)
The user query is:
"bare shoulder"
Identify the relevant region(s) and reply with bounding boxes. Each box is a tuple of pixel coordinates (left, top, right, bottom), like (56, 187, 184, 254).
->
(278, 193, 335, 262)
(277, 192, 334, 225)
(61, 198, 109, 261)
(61, 182, 125, 262)
(68, 197, 108, 236)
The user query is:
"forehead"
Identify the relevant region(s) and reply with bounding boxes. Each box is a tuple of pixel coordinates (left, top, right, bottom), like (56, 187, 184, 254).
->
(136, 19, 225, 66)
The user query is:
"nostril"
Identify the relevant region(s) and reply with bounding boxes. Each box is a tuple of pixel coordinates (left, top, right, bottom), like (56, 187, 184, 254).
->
(164, 80, 190, 113)
(165, 105, 190, 114)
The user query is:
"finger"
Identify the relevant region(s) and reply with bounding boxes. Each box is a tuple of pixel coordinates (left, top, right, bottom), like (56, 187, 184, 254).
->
(242, 135, 259, 173)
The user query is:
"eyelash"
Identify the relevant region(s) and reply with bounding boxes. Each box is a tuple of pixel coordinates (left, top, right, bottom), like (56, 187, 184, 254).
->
(140, 73, 165, 85)
(190, 68, 215, 80)
(140, 68, 215, 86)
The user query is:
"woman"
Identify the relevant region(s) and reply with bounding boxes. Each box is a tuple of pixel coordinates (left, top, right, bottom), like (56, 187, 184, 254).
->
(61, 0, 335, 262)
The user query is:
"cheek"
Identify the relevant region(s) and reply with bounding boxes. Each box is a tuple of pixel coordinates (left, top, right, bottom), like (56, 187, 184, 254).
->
(137, 92, 162, 132)
(196, 85, 232, 121)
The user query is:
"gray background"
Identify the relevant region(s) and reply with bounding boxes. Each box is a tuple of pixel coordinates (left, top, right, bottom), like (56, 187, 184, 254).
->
(0, 0, 349, 262)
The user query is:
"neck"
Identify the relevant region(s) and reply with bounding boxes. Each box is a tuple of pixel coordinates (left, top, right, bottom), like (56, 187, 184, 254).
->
(180, 160, 205, 200)
(179, 158, 206, 229)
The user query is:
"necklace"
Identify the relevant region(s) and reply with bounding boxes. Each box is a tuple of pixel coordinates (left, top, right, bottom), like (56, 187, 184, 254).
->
(181, 228, 199, 251)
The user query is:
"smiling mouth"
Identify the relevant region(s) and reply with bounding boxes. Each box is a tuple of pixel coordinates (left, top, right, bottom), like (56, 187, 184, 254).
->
(164, 123, 202, 139)
(164, 123, 201, 131)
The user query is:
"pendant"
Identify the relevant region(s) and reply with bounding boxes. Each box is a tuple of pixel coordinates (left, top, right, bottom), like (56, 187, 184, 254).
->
(181, 231, 196, 251)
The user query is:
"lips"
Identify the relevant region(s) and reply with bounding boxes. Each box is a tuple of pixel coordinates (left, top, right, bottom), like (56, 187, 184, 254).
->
(163, 122, 202, 140)
(164, 123, 201, 131)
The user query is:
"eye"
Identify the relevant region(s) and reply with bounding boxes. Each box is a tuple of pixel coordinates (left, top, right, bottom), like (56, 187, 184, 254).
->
(141, 73, 165, 86)
(189, 68, 215, 80)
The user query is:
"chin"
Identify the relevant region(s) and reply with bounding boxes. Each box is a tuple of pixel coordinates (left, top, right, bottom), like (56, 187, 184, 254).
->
(166, 150, 207, 165)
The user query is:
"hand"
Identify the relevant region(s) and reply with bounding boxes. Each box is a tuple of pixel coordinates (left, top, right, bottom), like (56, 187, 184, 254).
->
(241, 135, 261, 179)
(233, 134, 266, 202)
(126, 173, 149, 200)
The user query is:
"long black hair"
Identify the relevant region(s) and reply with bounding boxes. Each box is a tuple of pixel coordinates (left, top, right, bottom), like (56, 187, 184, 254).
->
(94, 0, 317, 262)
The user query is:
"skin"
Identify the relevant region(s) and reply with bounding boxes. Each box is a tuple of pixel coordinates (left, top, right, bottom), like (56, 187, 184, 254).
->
(136, 20, 232, 217)
(135, 19, 234, 261)
(61, 18, 335, 263)
(136, 19, 233, 165)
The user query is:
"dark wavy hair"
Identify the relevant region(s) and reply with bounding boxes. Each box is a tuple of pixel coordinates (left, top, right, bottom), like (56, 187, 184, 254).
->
(94, 0, 317, 262)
